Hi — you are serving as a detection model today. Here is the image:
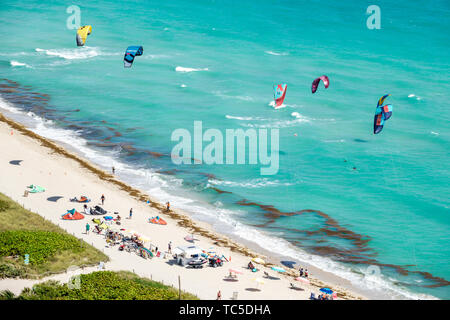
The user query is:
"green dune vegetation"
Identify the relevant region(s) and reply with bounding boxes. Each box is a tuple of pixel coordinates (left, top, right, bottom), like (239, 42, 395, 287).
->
(0, 192, 108, 279)
(0, 271, 199, 300)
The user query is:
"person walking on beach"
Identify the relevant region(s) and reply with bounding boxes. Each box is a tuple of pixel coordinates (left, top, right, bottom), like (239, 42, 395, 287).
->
(129, 208, 133, 219)
(166, 201, 170, 212)
(168, 241, 172, 254)
(216, 290, 222, 300)
(101, 194, 105, 206)
(112, 166, 115, 175)
(86, 223, 90, 235)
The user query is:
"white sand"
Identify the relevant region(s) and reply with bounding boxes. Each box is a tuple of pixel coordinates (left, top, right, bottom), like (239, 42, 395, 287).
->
(0, 116, 365, 300)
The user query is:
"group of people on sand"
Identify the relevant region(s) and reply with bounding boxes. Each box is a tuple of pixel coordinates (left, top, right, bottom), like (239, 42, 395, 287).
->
(299, 267, 309, 278)
(83, 194, 134, 219)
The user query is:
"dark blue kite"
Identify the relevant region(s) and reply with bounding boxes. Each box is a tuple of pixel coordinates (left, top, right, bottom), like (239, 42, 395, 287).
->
(124, 46, 143, 68)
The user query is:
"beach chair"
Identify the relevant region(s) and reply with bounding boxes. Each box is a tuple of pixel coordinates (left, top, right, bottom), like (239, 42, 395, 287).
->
(290, 283, 302, 291)
(231, 292, 238, 300)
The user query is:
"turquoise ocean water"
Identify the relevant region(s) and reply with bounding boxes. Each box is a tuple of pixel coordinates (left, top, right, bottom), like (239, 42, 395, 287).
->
(0, 0, 449, 299)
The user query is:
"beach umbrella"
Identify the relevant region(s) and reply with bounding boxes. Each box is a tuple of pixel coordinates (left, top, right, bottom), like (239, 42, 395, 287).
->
(252, 257, 265, 264)
(139, 235, 151, 242)
(99, 223, 108, 230)
(271, 266, 286, 273)
(229, 268, 243, 275)
(295, 277, 310, 284)
(320, 288, 333, 295)
(253, 277, 265, 289)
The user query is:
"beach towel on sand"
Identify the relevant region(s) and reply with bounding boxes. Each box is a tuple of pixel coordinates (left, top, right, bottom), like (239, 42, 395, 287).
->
(28, 185, 45, 193)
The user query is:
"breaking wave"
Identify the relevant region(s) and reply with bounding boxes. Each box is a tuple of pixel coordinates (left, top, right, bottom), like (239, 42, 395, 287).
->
(175, 66, 209, 73)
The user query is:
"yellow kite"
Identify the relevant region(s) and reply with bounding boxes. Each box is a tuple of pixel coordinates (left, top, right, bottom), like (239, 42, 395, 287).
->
(76, 25, 92, 46)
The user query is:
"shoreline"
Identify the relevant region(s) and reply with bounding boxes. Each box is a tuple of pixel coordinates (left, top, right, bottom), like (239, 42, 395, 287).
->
(0, 109, 368, 300)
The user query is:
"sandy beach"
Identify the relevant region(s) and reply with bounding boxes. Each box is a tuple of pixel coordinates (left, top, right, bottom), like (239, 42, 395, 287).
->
(0, 112, 365, 300)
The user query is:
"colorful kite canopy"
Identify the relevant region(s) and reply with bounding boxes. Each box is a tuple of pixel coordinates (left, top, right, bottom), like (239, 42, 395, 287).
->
(311, 75, 329, 94)
(273, 84, 287, 108)
(373, 94, 393, 134)
(62, 209, 84, 220)
(76, 25, 92, 46)
(123, 46, 143, 68)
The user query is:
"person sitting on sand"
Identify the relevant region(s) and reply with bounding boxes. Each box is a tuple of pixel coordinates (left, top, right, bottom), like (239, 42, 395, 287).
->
(299, 267, 304, 277)
(248, 261, 255, 270)
(305, 269, 309, 278)
(83, 204, 89, 215)
(117, 215, 121, 221)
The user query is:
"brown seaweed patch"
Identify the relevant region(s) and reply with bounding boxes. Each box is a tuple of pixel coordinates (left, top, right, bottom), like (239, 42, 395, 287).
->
(156, 169, 180, 175)
(87, 142, 120, 148)
(120, 143, 137, 156)
(198, 172, 218, 180)
(237, 199, 450, 288)
(209, 187, 232, 194)
(144, 150, 165, 158)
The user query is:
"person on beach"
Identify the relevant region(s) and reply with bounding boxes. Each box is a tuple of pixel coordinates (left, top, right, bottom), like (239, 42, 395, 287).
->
(216, 290, 222, 300)
(129, 208, 133, 219)
(112, 166, 115, 175)
(101, 194, 105, 205)
(86, 223, 90, 234)
(83, 204, 89, 215)
(305, 269, 309, 278)
(299, 267, 304, 277)
(166, 201, 170, 212)
(168, 241, 172, 253)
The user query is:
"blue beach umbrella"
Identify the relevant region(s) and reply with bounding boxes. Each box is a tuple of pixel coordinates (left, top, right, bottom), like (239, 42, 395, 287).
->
(320, 288, 333, 295)
(271, 266, 286, 273)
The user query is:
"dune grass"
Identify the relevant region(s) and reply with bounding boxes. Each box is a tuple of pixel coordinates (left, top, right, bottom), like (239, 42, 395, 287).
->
(0, 271, 199, 300)
(0, 192, 108, 279)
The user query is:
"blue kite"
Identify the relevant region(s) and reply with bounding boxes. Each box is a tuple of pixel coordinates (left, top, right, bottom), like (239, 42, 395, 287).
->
(123, 46, 143, 68)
